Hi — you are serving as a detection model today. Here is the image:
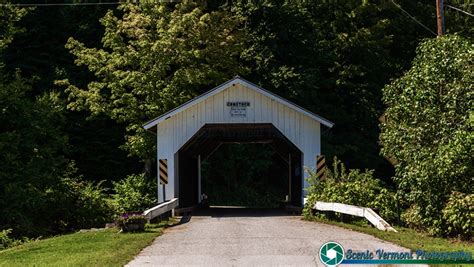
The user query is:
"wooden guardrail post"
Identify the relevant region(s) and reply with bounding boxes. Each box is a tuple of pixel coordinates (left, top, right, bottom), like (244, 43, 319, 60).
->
(143, 198, 179, 221)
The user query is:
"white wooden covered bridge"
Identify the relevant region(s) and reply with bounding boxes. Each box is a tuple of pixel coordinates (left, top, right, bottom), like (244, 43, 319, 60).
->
(143, 77, 334, 207)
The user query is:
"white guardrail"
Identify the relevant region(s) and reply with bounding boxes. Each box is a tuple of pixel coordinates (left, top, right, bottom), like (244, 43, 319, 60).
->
(313, 201, 397, 232)
(143, 198, 179, 221)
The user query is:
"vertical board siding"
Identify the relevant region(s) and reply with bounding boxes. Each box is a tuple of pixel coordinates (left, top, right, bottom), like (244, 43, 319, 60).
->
(157, 83, 322, 202)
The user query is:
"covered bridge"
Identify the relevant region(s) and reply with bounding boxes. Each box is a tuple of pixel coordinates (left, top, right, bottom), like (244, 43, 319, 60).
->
(143, 77, 333, 207)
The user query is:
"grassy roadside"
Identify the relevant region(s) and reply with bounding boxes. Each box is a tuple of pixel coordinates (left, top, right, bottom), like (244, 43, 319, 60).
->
(0, 221, 171, 267)
(306, 217, 473, 254)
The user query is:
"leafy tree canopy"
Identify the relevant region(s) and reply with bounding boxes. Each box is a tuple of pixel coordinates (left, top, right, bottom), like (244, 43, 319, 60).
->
(62, 2, 248, 158)
(0, 5, 27, 66)
(380, 35, 473, 234)
(0, 5, 114, 238)
(232, 0, 434, 178)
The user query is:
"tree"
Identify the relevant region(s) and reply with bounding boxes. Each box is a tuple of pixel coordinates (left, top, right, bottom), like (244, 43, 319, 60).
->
(2, 3, 140, 183)
(3, 3, 108, 92)
(0, 6, 55, 237)
(39, 0, 474, 180)
(63, 2, 248, 159)
(231, 0, 472, 179)
(380, 35, 473, 235)
(232, 0, 432, 179)
(0, 76, 115, 237)
(0, 5, 113, 237)
(0, 73, 67, 236)
(0, 5, 27, 64)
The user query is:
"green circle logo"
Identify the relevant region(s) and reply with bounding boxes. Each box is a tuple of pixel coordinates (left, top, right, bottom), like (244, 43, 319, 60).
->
(319, 241, 344, 266)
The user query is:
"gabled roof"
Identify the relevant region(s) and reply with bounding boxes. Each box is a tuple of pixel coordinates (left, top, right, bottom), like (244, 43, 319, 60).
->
(143, 76, 334, 131)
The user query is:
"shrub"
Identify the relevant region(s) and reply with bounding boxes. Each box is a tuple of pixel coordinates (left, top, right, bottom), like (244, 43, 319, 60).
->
(1, 160, 115, 237)
(113, 173, 157, 213)
(0, 229, 32, 250)
(0, 229, 19, 249)
(372, 188, 398, 223)
(380, 35, 473, 235)
(44, 163, 117, 232)
(441, 192, 473, 240)
(303, 157, 397, 223)
(69, 179, 116, 230)
(401, 205, 424, 231)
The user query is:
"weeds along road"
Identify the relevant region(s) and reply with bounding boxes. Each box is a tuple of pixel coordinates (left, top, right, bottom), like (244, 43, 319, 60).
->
(127, 208, 412, 267)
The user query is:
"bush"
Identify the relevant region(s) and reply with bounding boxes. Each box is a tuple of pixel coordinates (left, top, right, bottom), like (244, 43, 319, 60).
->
(113, 173, 157, 213)
(43, 163, 116, 233)
(0, 229, 19, 249)
(441, 192, 473, 240)
(1, 160, 115, 237)
(380, 35, 473, 235)
(303, 157, 397, 223)
(401, 205, 424, 231)
(68, 179, 116, 230)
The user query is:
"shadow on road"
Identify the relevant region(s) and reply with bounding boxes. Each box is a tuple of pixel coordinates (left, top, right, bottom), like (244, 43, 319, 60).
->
(193, 206, 297, 218)
(169, 215, 192, 227)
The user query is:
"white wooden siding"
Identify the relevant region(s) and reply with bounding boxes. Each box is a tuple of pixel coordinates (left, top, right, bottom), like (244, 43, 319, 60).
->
(156, 83, 321, 203)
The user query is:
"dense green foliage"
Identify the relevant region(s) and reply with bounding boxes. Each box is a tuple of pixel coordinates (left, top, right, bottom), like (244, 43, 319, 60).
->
(0, 79, 113, 237)
(0, 76, 66, 236)
(3, 3, 140, 184)
(112, 174, 157, 213)
(62, 1, 247, 158)
(234, 1, 404, 177)
(65, 176, 115, 231)
(0, 229, 25, 249)
(380, 35, 473, 238)
(441, 192, 473, 240)
(303, 158, 397, 223)
(0, 6, 114, 238)
(62, 0, 470, 177)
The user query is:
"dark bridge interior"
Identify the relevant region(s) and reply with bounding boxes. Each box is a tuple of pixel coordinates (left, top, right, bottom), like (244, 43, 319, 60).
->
(176, 123, 302, 207)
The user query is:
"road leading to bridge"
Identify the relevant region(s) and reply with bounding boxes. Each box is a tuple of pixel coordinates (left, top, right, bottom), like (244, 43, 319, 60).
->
(127, 208, 409, 266)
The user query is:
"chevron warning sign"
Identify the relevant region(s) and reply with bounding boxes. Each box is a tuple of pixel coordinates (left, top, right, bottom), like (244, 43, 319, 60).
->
(159, 159, 168, 185)
(316, 155, 326, 180)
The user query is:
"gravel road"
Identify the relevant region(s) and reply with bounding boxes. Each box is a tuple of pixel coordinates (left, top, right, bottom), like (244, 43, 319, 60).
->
(127, 208, 412, 267)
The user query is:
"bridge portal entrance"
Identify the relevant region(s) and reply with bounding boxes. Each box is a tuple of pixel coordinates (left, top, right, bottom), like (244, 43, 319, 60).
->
(177, 124, 302, 207)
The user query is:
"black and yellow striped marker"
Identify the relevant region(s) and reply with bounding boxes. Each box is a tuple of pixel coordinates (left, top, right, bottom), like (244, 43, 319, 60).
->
(159, 159, 168, 185)
(316, 155, 326, 180)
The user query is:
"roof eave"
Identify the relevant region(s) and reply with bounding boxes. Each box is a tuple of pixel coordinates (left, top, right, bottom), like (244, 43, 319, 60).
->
(142, 77, 335, 131)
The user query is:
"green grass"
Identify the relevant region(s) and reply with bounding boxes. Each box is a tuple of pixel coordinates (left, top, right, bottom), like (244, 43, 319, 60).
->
(0, 222, 171, 267)
(307, 217, 473, 254)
